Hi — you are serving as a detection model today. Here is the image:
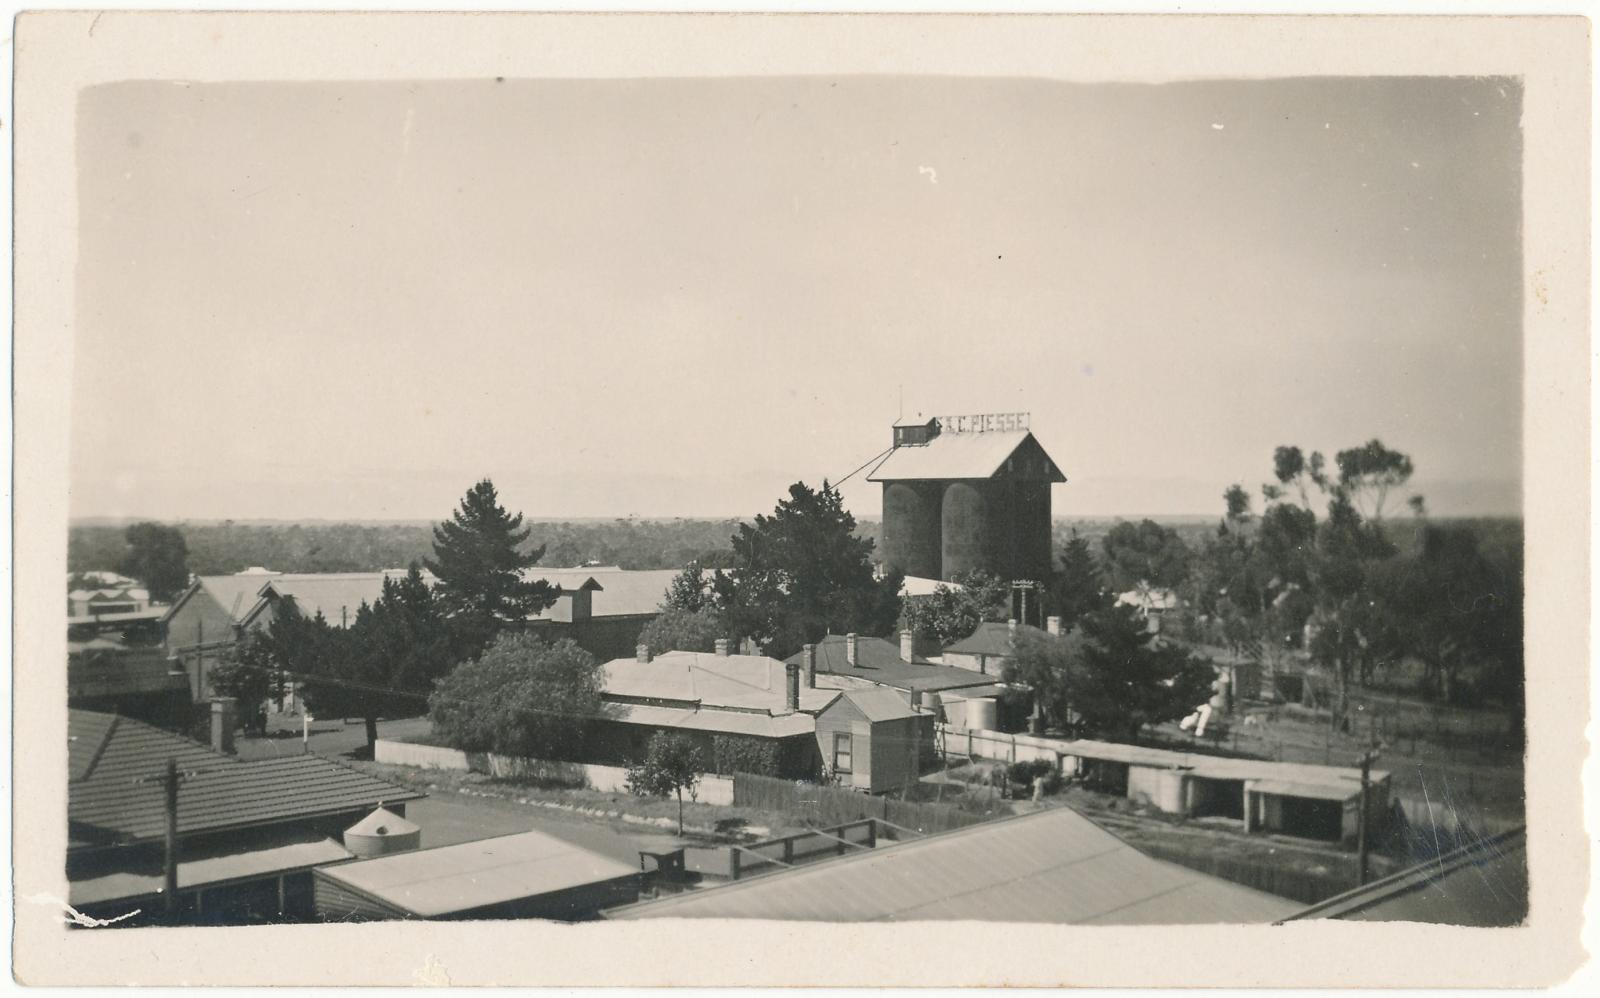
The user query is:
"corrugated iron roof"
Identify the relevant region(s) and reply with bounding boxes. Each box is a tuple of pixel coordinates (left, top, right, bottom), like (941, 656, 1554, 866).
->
(609, 806, 1297, 924)
(610, 702, 819, 738)
(1059, 739, 1387, 796)
(68, 710, 421, 851)
(315, 829, 638, 918)
(602, 651, 837, 715)
(70, 828, 351, 907)
(525, 567, 678, 619)
(1283, 827, 1527, 925)
(841, 688, 921, 723)
(867, 430, 1065, 483)
(789, 634, 1001, 694)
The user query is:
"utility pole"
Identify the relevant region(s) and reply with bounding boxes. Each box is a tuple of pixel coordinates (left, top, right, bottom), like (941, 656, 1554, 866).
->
(1356, 731, 1381, 887)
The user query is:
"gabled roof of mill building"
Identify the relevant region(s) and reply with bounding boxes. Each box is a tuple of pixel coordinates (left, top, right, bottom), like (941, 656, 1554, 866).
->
(867, 429, 1065, 483)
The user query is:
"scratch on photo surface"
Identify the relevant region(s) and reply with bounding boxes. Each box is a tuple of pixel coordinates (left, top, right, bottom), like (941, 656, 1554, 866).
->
(25, 892, 140, 927)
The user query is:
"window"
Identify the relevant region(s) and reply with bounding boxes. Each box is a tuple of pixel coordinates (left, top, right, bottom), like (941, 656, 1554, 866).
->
(832, 732, 853, 773)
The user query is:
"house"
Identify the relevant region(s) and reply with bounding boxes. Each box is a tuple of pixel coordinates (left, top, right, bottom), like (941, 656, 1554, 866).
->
(523, 565, 680, 661)
(68, 572, 152, 618)
(163, 569, 430, 700)
(941, 615, 1069, 676)
(313, 830, 644, 922)
(595, 642, 934, 792)
(1117, 584, 1182, 634)
(67, 706, 423, 925)
(607, 804, 1298, 924)
(785, 632, 1011, 731)
(1281, 826, 1527, 925)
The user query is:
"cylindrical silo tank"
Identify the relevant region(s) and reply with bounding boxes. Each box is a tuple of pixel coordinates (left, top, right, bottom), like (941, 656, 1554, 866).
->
(968, 697, 999, 732)
(941, 481, 993, 579)
(343, 806, 421, 858)
(881, 481, 943, 580)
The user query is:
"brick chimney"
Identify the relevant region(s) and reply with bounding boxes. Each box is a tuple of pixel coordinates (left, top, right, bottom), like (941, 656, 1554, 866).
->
(802, 643, 817, 688)
(636, 643, 651, 663)
(845, 633, 859, 667)
(900, 630, 915, 663)
(1046, 615, 1062, 636)
(714, 638, 730, 657)
(785, 662, 801, 712)
(210, 697, 237, 755)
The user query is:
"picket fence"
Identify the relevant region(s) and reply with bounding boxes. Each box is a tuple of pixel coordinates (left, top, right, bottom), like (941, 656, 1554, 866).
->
(373, 738, 735, 805)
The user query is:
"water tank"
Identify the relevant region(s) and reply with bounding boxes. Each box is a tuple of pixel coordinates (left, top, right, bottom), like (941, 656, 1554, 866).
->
(941, 482, 993, 579)
(968, 697, 999, 732)
(881, 481, 943, 580)
(920, 690, 943, 721)
(343, 806, 421, 858)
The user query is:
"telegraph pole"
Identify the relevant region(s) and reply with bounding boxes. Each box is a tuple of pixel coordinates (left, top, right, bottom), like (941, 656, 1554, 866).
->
(1355, 732, 1381, 887)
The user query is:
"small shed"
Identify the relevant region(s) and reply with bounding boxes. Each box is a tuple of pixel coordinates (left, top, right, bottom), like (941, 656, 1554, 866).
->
(813, 689, 932, 794)
(313, 830, 643, 922)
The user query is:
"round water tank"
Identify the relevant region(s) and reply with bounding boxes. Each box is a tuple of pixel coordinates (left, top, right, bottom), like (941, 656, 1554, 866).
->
(921, 690, 943, 721)
(968, 697, 999, 732)
(343, 806, 421, 857)
(941, 482, 992, 578)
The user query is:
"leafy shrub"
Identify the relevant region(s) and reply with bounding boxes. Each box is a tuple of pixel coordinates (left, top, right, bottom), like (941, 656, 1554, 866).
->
(709, 734, 782, 777)
(1007, 758, 1062, 795)
(428, 633, 608, 760)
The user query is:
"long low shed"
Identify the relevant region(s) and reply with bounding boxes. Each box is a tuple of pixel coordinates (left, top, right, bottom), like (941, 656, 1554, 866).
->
(313, 830, 644, 922)
(1061, 739, 1389, 843)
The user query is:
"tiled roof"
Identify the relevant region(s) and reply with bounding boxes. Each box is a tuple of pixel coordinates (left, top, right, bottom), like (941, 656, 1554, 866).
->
(943, 621, 1022, 657)
(67, 710, 421, 851)
(609, 805, 1298, 924)
(867, 430, 1065, 483)
(787, 634, 1001, 694)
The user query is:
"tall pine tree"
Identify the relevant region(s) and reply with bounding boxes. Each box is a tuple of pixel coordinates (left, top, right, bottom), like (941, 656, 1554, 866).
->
(425, 479, 556, 657)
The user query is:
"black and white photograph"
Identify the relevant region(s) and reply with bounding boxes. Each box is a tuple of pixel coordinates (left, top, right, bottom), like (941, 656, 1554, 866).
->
(9, 9, 1591, 989)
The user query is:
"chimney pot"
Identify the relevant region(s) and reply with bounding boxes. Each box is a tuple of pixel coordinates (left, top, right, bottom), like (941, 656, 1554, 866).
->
(714, 638, 730, 657)
(210, 697, 238, 755)
(636, 644, 651, 663)
(1046, 615, 1062, 636)
(802, 643, 817, 688)
(900, 629, 916, 663)
(845, 633, 859, 667)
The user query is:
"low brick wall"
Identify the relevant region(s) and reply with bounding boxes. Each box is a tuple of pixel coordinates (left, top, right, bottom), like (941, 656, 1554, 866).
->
(373, 738, 733, 805)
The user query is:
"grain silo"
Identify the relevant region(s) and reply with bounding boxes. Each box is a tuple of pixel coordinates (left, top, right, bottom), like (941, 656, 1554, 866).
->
(868, 413, 1066, 583)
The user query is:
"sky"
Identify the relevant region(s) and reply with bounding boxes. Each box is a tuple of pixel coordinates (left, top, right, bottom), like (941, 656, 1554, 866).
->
(72, 75, 1522, 523)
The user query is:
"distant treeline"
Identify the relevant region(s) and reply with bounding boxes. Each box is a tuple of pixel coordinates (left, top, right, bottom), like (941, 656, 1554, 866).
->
(67, 514, 1521, 579)
(68, 519, 749, 576)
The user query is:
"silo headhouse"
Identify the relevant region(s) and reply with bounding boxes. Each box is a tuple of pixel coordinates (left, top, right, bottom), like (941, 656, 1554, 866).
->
(867, 412, 1066, 583)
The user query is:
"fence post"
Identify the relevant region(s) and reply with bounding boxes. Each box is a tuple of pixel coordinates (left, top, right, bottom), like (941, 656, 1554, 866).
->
(782, 838, 794, 866)
(729, 847, 741, 881)
(866, 819, 877, 849)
